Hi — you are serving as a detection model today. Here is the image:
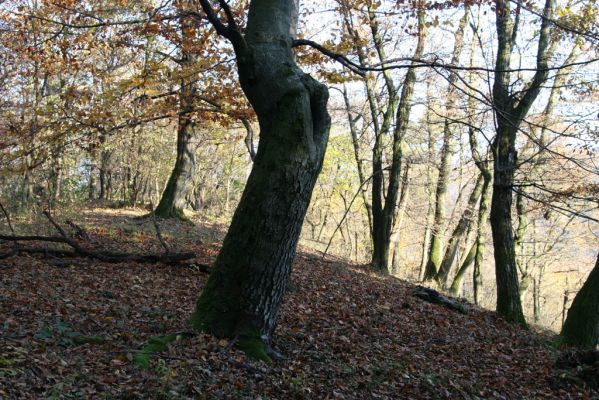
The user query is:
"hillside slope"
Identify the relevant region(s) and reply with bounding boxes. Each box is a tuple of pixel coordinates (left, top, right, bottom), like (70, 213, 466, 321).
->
(0, 210, 596, 399)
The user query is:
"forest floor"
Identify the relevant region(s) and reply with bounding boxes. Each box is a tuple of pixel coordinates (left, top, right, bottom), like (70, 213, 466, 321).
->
(0, 206, 597, 399)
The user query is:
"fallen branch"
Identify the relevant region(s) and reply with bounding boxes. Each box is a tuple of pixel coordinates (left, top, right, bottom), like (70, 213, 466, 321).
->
(0, 211, 195, 264)
(65, 219, 91, 241)
(413, 286, 468, 314)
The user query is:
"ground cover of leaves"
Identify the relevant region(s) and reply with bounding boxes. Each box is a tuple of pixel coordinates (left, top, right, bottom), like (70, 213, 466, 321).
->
(0, 208, 596, 399)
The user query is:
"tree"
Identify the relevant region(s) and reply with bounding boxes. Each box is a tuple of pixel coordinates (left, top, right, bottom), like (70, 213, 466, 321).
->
(371, 5, 425, 274)
(338, 0, 427, 274)
(154, 0, 200, 219)
(490, 0, 554, 326)
(560, 252, 599, 349)
(191, 0, 331, 361)
(437, 173, 484, 288)
(422, 4, 469, 281)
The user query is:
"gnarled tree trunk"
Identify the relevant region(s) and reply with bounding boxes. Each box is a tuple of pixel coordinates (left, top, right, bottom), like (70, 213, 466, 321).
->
(192, 0, 330, 361)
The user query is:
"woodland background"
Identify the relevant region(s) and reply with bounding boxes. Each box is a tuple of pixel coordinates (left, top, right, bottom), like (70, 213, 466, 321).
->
(0, 0, 597, 333)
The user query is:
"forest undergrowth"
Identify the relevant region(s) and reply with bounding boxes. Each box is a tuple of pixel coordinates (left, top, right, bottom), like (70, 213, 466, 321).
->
(0, 207, 596, 399)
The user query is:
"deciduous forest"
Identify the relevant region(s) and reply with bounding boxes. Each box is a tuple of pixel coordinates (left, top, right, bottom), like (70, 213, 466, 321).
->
(0, 0, 598, 398)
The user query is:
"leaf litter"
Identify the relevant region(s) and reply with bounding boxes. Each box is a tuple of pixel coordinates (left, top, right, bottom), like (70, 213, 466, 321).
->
(0, 208, 596, 399)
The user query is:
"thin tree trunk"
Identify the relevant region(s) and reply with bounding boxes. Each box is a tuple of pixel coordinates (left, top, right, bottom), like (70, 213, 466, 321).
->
(342, 84, 373, 240)
(449, 176, 491, 298)
(423, 5, 469, 281)
(515, 39, 581, 299)
(472, 178, 491, 304)
(88, 147, 98, 200)
(372, 5, 425, 273)
(419, 93, 436, 281)
(437, 173, 484, 287)
(490, 0, 553, 326)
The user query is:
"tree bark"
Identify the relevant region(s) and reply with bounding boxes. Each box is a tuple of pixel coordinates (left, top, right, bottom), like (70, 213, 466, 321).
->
(389, 163, 411, 275)
(419, 92, 436, 281)
(560, 252, 599, 349)
(423, 5, 469, 281)
(437, 173, 484, 287)
(371, 5, 425, 273)
(490, 0, 553, 326)
(192, 0, 330, 361)
(154, 0, 198, 219)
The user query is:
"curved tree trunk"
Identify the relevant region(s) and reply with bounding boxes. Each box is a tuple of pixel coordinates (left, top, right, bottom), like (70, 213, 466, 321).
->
(560, 253, 599, 349)
(154, 1, 198, 219)
(192, 0, 330, 361)
(449, 175, 491, 298)
(342, 84, 373, 240)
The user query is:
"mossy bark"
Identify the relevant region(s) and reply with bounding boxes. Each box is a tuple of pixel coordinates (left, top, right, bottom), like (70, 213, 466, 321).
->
(560, 253, 599, 349)
(192, 0, 330, 361)
(423, 121, 452, 281)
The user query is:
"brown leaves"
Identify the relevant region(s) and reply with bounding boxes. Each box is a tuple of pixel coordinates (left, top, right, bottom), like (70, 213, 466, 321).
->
(0, 208, 597, 399)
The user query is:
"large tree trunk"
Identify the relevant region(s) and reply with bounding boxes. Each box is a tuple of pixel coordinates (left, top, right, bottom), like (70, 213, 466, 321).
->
(365, 1, 399, 274)
(490, 133, 526, 325)
(389, 163, 411, 276)
(560, 253, 599, 349)
(154, 1, 198, 219)
(192, 0, 330, 361)
(98, 149, 112, 200)
(154, 116, 196, 218)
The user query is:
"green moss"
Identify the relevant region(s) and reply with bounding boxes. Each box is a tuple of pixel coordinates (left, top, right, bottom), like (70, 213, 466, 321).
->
(153, 206, 189, 221)
(133, 333, 191, 369)
(237, 334, 272, 363)
(190, 275, 240, 337)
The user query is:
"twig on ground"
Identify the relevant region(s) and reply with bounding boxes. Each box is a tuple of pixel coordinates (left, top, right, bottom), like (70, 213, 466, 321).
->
(150, 203, 170, 254)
